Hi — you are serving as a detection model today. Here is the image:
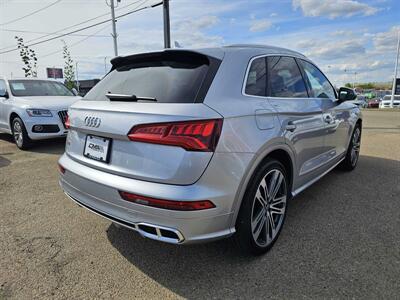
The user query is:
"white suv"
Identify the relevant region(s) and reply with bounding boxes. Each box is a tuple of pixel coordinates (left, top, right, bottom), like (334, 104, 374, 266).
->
(0, 77, 81, 149)
(379, 95, 400, 108)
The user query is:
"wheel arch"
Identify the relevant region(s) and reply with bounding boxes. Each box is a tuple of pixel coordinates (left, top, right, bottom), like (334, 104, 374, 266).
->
(356, 118, 362, 129)
(9, 112, 21, 129)
(230, 144, 295, 228)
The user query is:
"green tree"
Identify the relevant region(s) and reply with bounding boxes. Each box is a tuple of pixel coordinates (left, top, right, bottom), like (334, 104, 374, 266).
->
(344, 83, 353, 88)
(62, 40, 76, 90)
(15, 36, 38, 77)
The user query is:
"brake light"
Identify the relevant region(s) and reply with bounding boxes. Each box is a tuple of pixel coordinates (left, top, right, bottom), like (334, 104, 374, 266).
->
(119, 191, 215, 211)
(128, 119, 223, 151)
(65, 114, 70, 129)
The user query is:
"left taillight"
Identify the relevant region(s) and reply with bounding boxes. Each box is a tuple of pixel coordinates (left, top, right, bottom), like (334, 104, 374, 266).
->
(65, 114, 70, 129)
(127, 119, 223, 152)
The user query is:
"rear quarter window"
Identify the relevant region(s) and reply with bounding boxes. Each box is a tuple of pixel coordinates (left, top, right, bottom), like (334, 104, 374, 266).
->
(244, 57, 267, 97)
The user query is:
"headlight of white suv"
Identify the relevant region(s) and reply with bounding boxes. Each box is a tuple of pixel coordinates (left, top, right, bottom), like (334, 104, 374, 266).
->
(26, 109, 53, 117)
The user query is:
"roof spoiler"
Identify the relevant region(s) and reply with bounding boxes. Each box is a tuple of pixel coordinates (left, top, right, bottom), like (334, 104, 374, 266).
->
(110, 50, 221, 70)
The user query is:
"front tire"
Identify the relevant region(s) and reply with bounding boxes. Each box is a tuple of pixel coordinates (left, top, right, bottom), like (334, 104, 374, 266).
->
(235, 159, 289, 255)
(12, 117, 33, 150)
(340, 124, 361, 171)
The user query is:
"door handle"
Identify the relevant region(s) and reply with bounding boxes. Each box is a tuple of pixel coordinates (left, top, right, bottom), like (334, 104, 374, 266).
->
(285, 123, 297, 132)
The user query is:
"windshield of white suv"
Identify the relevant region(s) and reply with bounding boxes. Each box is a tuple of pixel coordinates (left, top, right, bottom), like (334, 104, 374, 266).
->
(9, 80, 74, 97)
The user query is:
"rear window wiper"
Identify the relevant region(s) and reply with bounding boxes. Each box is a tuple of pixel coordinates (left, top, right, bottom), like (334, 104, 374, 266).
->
(105, 93, 157, 102)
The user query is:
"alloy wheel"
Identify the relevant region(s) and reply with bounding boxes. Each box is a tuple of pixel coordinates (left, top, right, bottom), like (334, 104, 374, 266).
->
(13, 121, 23, 147)
(351, 128, 361, 167)
(251, 169, 287, 247)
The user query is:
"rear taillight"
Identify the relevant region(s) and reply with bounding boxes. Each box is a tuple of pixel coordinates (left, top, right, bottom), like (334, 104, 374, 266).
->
(65, 115, 70, 129)
(119, 191, 215, 211)
(127, 119, 223, 152)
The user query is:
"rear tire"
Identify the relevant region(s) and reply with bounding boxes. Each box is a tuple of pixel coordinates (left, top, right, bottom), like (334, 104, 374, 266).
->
(339, 124, 361, 171)
(12, 117, 33, 150)
(235, 159, 289, 255)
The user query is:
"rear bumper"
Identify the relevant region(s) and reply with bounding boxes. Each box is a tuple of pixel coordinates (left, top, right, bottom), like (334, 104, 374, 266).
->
(58, 152, 254, 244)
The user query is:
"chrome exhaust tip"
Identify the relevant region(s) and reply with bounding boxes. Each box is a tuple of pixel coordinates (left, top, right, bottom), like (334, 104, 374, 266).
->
(135, 223, 185, 244)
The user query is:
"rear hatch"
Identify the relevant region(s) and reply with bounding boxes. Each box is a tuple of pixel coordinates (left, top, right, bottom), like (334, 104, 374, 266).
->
(66, 50, 223, 185)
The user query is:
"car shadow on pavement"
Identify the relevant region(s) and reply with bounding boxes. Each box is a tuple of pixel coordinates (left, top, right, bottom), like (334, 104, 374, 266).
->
(0, 133, 14, 144)
(107, 155, 400, 298)
(30, 138, 66, 155)
(0, 133, 65, 155)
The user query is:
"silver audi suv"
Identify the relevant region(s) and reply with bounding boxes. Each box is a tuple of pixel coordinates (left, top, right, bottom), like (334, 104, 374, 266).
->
(59, 45, 362, 255)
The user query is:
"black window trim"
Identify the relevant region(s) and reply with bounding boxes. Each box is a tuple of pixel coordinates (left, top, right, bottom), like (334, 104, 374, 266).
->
(242, 54, 310, 100)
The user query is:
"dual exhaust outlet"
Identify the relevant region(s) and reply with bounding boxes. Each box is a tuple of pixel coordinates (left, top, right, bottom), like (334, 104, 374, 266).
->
(66, 192, 185, 244)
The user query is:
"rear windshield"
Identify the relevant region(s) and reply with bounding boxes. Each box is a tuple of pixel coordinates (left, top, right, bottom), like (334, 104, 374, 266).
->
(9, 80, 74, 97)
(84, 52, 214, 103)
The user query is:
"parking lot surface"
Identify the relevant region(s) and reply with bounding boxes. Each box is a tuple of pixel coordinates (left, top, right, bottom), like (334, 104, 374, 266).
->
(1, 110, 399, 299)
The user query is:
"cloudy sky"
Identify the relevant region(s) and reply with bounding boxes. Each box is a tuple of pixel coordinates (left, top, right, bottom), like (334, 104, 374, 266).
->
(0, 0, 399, 86)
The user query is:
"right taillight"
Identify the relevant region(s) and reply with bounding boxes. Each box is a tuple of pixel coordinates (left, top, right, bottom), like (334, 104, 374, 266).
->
(127, 119, 223, 152)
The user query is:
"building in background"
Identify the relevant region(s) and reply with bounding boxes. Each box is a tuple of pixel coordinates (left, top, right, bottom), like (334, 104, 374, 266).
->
(75, 79, 100, 96)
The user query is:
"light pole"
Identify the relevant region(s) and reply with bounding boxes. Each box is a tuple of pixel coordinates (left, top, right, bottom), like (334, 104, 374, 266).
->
(75, 62, 80, 92)
(107, 0, 120, 57)
(344, 68, 357, 89)
(163, 0, 171, 48)
(390, 31, 400, 108)
(354, 72, 357, 89)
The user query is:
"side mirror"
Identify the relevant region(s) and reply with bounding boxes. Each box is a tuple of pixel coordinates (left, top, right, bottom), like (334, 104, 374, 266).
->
(338, 87, 357, 102)
(71, 88, 78, 96)
(0, 90, 9, 99)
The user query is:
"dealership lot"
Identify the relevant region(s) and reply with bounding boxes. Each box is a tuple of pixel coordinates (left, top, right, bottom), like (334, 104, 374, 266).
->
(0, 110, 399, 299)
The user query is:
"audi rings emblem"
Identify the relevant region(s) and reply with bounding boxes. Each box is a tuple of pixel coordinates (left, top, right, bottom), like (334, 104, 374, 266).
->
(84, 116, 101, 128)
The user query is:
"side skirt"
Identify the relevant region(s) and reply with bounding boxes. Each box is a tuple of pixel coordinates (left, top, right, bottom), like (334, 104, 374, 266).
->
(291, 156, 345, 197)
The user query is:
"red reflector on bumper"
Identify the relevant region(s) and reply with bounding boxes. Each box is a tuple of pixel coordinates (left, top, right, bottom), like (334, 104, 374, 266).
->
(65, 115, 70, 129)
(58, 163, 66, 174)
(119, 191, 215, 211)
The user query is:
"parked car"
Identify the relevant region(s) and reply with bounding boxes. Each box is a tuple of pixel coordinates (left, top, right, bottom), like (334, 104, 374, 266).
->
(350, 94, 368, 108)
(367, 98, 380, 108)
(58, 45, 362, 255)
(379, 95, 400, 108)
(0, 77, 81, 149)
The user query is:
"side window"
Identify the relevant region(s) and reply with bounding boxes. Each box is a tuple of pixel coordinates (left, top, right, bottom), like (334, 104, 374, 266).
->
(300, 60, 336, 99)
(0, 80, 6, 97)
(267, 56, 308, 98)
(245, 57, 266, 97)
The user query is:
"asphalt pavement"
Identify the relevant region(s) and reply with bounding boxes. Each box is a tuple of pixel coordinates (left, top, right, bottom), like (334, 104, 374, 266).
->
(0, 110, 399, 299)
